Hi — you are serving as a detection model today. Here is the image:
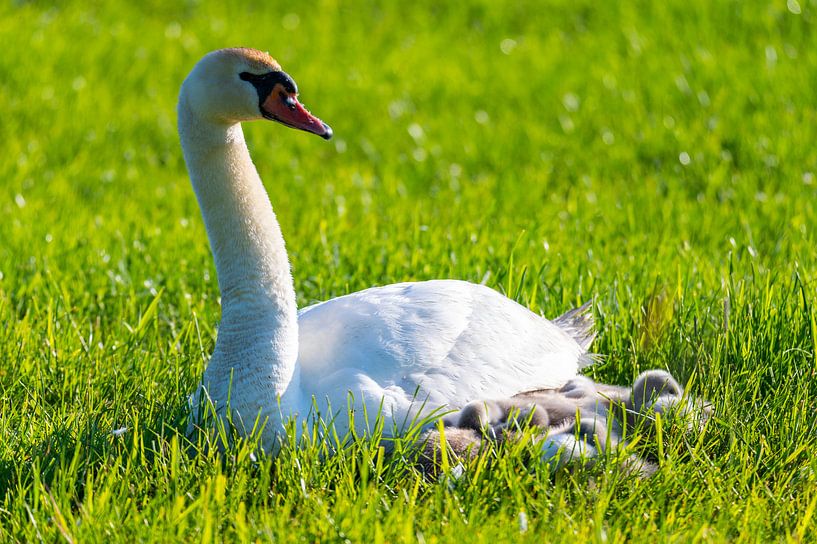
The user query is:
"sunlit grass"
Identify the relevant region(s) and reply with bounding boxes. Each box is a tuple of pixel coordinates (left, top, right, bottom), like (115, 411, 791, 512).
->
(0, 0, 816, 541)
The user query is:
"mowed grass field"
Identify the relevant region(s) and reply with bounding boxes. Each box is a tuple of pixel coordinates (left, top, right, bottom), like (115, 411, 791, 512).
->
(1, 0, 816, 541)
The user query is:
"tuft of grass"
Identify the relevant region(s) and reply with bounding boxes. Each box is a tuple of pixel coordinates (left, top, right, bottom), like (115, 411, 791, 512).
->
(1, 0, 816, 540)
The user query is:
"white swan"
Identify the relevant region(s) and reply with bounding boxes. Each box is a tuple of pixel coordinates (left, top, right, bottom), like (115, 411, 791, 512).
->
(179, 48, 595, 451)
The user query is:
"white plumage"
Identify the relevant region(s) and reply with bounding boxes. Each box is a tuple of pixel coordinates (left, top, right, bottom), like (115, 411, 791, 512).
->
(180, 48, 595, 451)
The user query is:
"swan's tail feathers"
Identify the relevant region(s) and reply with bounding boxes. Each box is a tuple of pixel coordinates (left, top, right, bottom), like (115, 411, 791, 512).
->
(554, 300, 598, 368)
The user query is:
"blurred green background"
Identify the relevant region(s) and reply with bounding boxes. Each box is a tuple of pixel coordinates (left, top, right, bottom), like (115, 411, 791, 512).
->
(0, 0, 816, 541)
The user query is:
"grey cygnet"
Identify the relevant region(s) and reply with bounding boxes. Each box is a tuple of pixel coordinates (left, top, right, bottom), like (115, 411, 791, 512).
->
(417, 370, 710, 477)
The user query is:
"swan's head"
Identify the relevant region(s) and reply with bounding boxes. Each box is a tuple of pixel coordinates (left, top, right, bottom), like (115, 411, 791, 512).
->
(182, 47, 332, 139)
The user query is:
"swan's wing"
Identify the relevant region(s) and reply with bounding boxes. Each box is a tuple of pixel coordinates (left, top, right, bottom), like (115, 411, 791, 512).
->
(296, 280, 588, 412)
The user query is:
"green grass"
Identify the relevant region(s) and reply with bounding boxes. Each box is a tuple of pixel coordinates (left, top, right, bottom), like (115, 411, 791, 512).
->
(1, 0, 816, 540)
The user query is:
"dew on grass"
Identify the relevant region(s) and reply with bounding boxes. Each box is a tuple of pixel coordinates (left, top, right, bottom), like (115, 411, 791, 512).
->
(210, 19, 225, 33)
(765, 46, 777, 67)
(360, 138, 378, 160)
(518, 511, 528, 533)
(282, 13, 300, 30)
(165, 22, 181, 39)
(787, 0, 801, 15)
(389, 99, 410, 119)
(764, 155, 779, 168)
(679, 152, 691, 166)
(500, 38, 517, 54)
(803, 172, 813, 185)
(627, 30, 643, 54)
(675, 75, 691, 94)
(559, 115, 575, 134)
(14, 194, 25, 208)
(408, 123, 424, 142)
(474, 110, 490, 124)
(111, 427, 128, 437)
(562, 93, 580, 112)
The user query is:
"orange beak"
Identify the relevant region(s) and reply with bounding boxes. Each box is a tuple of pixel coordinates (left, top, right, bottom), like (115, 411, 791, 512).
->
(262, 91, 333, 140)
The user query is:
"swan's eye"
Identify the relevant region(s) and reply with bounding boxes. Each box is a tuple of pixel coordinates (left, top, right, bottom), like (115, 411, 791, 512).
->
(281, 92, 297, 111)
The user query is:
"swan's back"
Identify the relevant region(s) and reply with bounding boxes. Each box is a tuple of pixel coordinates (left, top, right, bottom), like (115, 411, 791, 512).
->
(296, 279, 593, 424)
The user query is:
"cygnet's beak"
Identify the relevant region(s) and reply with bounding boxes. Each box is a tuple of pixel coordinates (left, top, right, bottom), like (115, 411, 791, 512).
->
(262, 91, 333, 140)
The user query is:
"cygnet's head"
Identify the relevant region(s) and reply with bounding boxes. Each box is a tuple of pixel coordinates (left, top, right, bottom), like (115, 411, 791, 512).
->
(631, 370, 683, 412)
(181, 47, 332, 139)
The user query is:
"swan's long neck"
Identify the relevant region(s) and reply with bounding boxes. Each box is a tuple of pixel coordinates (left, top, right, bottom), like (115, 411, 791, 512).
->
(178, 92, 298, 397)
